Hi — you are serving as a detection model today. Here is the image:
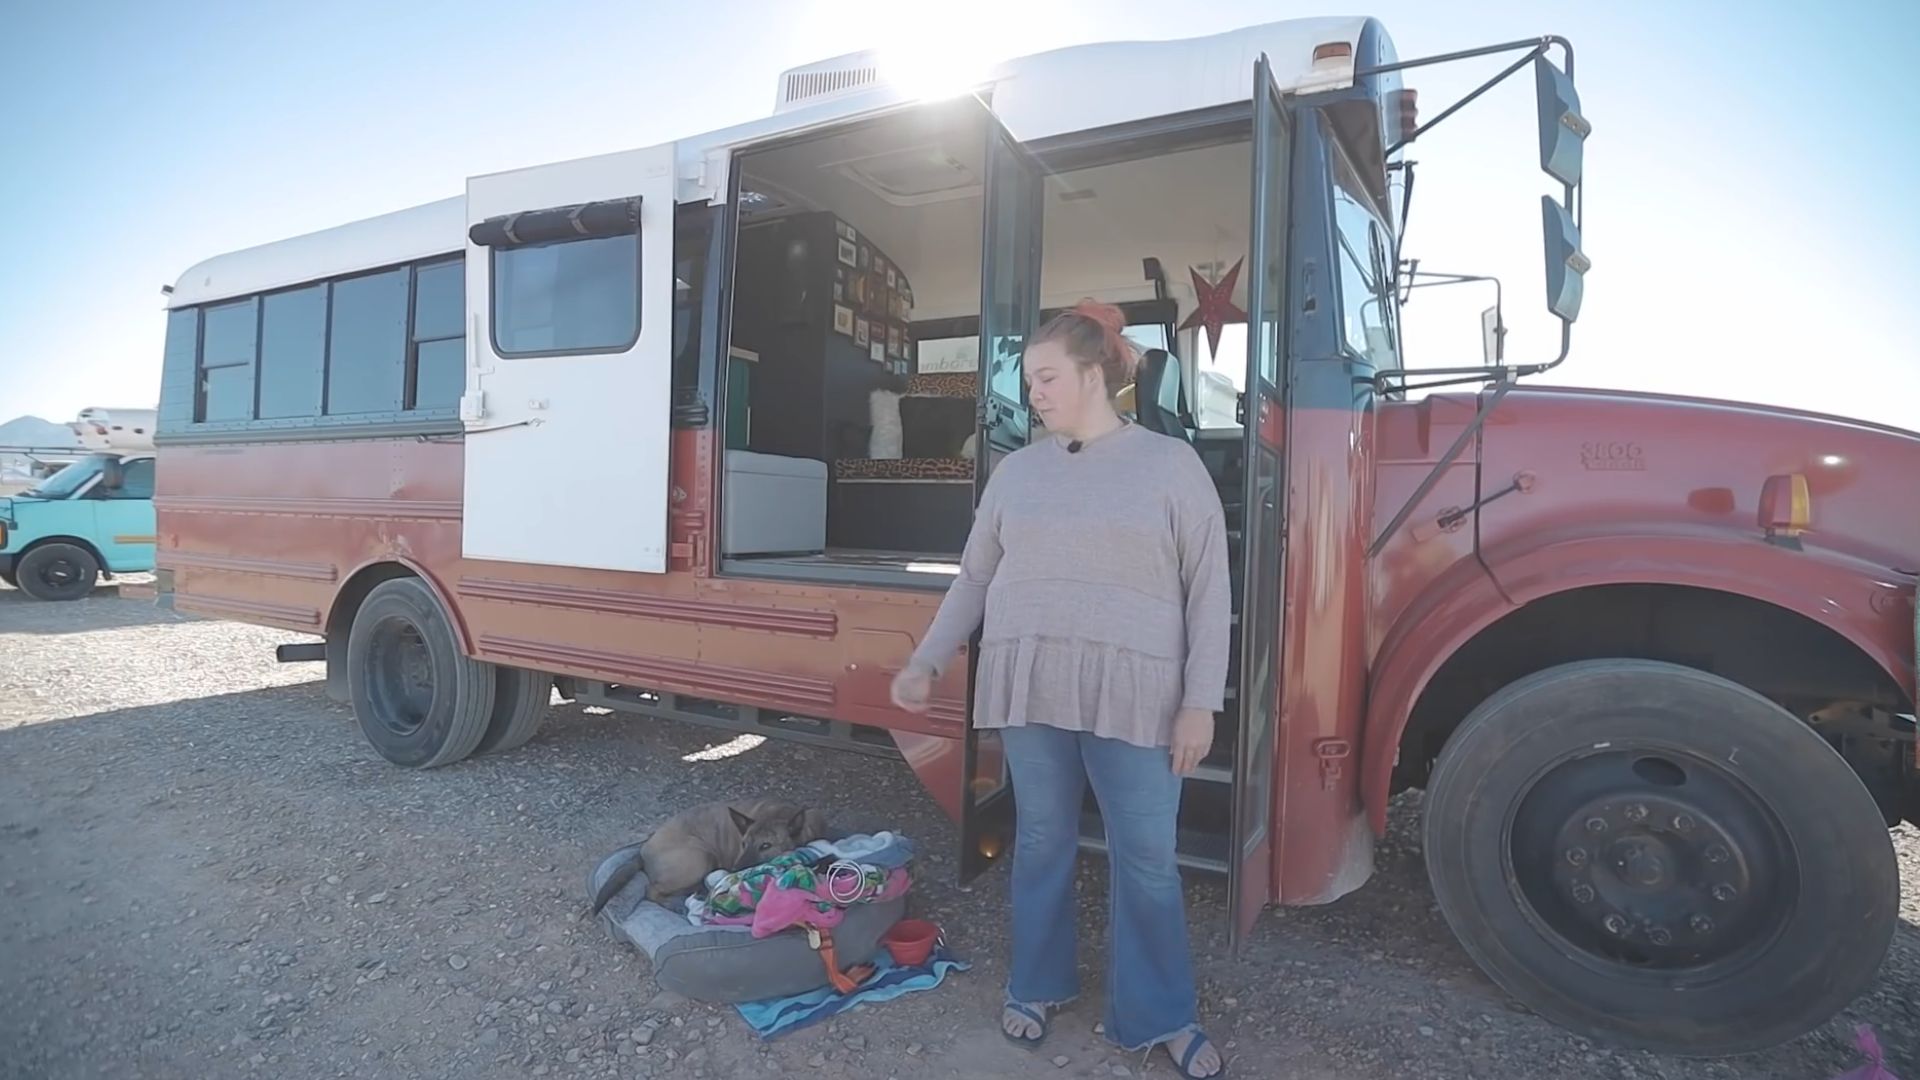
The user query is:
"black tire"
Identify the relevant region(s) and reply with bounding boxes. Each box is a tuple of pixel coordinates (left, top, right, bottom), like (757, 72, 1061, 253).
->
(15, 543, 100, 602)
(345, 577, 494, 768)
(474, 665, 551, 756)
(1424, 658, 1897, 1056)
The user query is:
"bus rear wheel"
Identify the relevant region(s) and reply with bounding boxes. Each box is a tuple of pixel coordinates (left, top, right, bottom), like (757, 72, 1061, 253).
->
(16, 543, 100, 601)
(475, 665, 551, 756)
(346, 577, 494, 768)
(1423, 658, 1896, 1056)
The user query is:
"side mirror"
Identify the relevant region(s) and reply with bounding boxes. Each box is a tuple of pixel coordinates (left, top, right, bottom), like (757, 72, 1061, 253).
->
(101, 459, 125, 491)
(1534, 57, 1588, 187)
(1480, 305, 1506, 365)
(1534, 55, 1590, 328)
(1542, 196, 1590, 322)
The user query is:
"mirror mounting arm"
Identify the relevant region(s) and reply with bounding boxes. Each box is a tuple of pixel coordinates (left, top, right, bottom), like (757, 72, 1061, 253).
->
(1357, 36, 1575, 156)
(1372, 319, 1571, 392)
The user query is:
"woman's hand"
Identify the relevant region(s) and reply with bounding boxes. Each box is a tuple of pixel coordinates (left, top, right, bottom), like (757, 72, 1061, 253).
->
(1170, 708, 1214, 776)
(890, 666, 934, 714)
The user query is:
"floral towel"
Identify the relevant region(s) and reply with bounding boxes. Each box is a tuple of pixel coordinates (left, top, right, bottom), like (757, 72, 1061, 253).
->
(699, 849, 827, 921)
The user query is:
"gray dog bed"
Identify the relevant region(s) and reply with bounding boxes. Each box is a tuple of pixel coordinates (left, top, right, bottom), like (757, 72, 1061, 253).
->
(587, 841, 907, 1004)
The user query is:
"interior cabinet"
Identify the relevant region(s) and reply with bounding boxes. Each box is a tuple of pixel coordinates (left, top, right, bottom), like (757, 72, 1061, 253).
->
(729, 211, 914, 463)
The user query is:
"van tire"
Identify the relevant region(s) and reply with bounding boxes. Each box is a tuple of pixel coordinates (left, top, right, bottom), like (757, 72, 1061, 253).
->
(16, 543, 100, 602)
(475, 665, 551, 756)
(1422, 658, 1897, 1056)
(346, 577, 494, 769)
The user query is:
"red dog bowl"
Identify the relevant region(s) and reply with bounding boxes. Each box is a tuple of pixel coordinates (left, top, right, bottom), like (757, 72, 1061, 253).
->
(880, 918, 941, 966)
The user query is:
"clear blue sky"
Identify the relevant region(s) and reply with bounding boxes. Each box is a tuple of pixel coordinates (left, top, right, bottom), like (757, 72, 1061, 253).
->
(3, 0, 1915, 429)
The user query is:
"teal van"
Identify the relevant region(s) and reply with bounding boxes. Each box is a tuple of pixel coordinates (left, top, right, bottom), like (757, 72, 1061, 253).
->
(0, 452, 156, 601)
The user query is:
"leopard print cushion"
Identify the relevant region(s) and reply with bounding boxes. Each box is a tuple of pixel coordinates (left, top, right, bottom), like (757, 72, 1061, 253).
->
(905, 373, 973, 398)
(835, 457, 976, 481)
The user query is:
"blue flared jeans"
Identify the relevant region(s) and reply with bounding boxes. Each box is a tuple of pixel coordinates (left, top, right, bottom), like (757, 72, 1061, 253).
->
(999, 721, 1199, 1051)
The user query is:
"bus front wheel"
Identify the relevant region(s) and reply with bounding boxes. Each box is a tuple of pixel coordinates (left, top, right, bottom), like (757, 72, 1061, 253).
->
(1422, 658, 1897, 1056)
(345, 577, 495, 769)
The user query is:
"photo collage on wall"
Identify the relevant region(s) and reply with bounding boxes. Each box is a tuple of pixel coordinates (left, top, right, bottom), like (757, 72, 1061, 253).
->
(831, 218, 914, 376)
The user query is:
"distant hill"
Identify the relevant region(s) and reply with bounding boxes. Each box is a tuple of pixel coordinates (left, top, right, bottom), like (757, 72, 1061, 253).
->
(0, 415, 82, 451)
(0, 416, 85, 487)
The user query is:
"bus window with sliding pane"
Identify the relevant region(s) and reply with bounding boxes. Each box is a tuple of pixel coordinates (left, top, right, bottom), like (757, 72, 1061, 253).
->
(1331, 147, 1397, 367)
(491, 233, 640, 358)
(1193, 322, 1248, 431)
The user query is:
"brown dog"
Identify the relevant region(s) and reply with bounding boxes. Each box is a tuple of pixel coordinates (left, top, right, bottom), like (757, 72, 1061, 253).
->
(638, 799, 830, 902)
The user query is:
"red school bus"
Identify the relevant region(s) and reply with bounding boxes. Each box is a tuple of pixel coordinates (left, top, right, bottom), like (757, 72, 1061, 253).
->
(151, 15, 1918, 1056)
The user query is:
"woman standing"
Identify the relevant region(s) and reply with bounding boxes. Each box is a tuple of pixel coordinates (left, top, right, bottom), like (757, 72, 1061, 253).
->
(891, 300, 1232, 1079)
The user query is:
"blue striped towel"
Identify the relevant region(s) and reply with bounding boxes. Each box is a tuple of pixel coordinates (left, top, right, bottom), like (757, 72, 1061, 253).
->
(732, 947, 970, 1039)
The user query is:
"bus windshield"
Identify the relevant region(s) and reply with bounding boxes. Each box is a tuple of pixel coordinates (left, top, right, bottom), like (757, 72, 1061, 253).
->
(22, 455, 107, 499)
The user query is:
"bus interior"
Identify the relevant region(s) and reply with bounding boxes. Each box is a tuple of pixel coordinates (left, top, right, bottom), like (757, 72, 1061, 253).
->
(716, 100, 1260, 868)
(719, 107, 1251, 546)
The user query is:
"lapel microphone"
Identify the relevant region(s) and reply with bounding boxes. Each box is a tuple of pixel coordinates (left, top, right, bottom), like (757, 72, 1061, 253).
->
(1066, 440, 1083, 453)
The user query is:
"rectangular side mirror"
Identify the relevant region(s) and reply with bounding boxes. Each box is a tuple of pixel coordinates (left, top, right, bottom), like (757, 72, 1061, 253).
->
(101, 459, 125, 491)
(1542, 196, 1590, 323)
(1535, 57, 1589, 187)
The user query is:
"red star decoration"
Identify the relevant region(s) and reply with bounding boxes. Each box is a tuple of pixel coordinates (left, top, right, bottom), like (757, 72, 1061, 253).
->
(1178, 258, 1249, 357)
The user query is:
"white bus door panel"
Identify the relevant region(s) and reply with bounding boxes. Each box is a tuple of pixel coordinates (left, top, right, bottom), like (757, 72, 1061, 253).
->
(461, 143, 677, 573)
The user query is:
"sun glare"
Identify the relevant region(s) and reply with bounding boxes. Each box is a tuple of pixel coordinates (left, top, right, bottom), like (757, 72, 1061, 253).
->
(680, 733, 768, 763)
(876, 41, 994, 101)
(865, 2, 1067, 102)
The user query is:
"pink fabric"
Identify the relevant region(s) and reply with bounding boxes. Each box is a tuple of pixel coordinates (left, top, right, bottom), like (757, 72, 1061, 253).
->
(750, 883, 845, 938)
(748, 868, 912, 939)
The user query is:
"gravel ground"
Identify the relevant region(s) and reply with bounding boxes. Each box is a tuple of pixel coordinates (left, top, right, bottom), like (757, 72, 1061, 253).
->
(3, 579, 1917, 1080)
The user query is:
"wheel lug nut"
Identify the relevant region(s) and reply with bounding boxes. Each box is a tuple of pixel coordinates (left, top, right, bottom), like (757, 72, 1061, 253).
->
(1572, 884, 1595, 903)
(1585, 817, 1608, 834)
(1602, 914, 1628, 936)
(1705, 845, 1729, 863)
(1712, 884, 1737, 902)
(1565, 848, 1588, 867)
(1649, 927, 1672, 946)
(1625, 804, 1648, 823)
(1672, 814, 1693, 831)
(1691, 915, 1714, 934)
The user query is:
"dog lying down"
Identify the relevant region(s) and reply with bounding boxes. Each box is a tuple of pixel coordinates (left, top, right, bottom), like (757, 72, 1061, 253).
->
(588, 798, 831, 912)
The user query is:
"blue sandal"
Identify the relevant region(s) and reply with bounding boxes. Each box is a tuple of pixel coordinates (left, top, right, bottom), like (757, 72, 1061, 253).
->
(1162, 1031, 1227, 1079)
(1000, 1000, 1054, 1049)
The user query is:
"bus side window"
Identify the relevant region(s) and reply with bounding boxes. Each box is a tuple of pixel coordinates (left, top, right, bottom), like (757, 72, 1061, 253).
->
(1332, 181, 1394, 366)
(492, 234, 640, 357)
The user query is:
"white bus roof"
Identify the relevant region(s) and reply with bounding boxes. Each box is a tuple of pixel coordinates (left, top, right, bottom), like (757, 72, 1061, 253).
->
(167, 15, 1377, 310)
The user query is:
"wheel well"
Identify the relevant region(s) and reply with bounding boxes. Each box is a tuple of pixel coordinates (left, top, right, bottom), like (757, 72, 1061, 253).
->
(19, 535, 107, 569)
(322, 563, 422, 703)
(1398, 583, 1916, 819)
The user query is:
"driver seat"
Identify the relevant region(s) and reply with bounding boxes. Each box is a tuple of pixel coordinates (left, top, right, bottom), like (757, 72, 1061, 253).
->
(1132, 348, 1195, 447)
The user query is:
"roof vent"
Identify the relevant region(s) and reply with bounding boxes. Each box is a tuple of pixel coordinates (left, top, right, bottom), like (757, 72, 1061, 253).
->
(831, 145, 980, 206)
(776, 51, 883, 113)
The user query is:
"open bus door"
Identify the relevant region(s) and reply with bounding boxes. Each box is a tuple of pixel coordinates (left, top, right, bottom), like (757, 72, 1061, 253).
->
(460, 143, 678, 573)
(1229, 56, 1292, 948)
(958, 102, 1044, 882)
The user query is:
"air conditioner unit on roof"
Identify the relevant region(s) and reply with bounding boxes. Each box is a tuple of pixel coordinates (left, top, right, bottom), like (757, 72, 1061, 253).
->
(776, 51, 883, 113)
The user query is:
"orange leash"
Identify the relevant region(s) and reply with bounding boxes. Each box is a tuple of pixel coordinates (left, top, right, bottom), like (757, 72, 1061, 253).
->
(806, 926, 874, 994)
